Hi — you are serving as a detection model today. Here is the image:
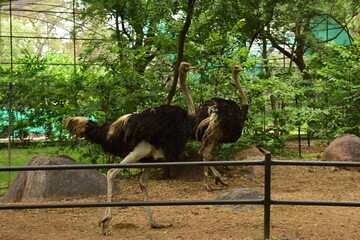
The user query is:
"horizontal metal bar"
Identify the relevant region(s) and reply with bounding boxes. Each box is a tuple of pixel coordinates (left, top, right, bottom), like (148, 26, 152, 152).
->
(4, 9, 76, 15)
(0, 84, 23, 87)
(2, 198, 360, 210)
(0, 35, 105, 41)
(0, 62, 75, 66)
(272, 160, 360, 167)
(0, 62, 100, 66)
(2, 159, 360, 172)
(0, 160, 265, 172)
(0, 199, 265, 210)
(272, 199, 360, 207)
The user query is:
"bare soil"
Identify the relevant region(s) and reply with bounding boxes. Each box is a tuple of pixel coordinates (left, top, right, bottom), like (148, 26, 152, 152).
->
(1, 140, 360, 240)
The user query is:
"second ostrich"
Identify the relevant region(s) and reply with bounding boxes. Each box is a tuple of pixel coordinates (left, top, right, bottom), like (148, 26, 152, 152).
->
(178, 62, 248, 190)
(65, 104, 195, 235)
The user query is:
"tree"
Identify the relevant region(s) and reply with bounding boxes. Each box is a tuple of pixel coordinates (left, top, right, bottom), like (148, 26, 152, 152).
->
(307, 39, 360, 138)
(212, 0, 358, 83)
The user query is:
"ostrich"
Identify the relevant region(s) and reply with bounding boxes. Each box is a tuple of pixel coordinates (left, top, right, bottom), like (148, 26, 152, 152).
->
(178, 62, 248, 190)
(65, 103, 196, 235)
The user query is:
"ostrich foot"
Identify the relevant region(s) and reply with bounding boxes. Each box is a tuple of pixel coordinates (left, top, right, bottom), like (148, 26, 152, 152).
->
(204, 177, 227, 191)
(147, 208, 173, 228)
(150, 222, 173, 229)
(215, 175, 228, 187)
(98, 216, 112, 236)
(203, 167, 228, 191)
(210, 166, 228, 186)
(204, 182, 227, 191)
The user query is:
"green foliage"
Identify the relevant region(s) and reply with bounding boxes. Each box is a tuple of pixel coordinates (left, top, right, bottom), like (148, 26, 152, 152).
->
(1, 0, 359, 161)
(306, 39, 360, 138)
(1, 52, 74, 140)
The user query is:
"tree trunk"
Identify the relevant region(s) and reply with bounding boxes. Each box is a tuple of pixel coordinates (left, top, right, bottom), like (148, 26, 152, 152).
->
(270, 94, 279, 138)
(165, 0, 196, 105)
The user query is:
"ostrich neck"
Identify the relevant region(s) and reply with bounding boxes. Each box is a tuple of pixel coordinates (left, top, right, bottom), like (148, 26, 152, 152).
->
(179, 71, 196, 115)
(233, 72, 248, 105)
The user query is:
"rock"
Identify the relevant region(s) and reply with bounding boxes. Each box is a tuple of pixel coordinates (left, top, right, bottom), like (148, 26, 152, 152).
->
(234, 144, 264, 161)
(2, 155, 120, 202)
(167, 149, 203, 181)
(323, 134, 360, 171)
(234, 145, 265, 179)
(212, 188, 264, 211)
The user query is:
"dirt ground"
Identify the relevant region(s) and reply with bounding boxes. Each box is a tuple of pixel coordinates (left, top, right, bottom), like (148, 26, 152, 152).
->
(1, 140, 360, 240)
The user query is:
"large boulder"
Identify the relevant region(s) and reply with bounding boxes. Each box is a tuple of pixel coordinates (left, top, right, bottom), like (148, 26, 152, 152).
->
(167, 149, 203, 181)
(323, 134, 360, 171)
(1, 155, 120, 202)
(212, 188, 264, 211)
(234, 145, 265, 179)
(234, 144, 264, 161)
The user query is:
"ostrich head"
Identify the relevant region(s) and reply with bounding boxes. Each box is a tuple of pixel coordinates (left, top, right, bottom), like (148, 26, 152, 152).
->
(64, 117, 89, 138)
(179, 62, 194, 74)
(232, 65, 244, 73)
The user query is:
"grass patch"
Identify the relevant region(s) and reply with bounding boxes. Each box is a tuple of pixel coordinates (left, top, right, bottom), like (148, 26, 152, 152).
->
(301, 153, 322, 158)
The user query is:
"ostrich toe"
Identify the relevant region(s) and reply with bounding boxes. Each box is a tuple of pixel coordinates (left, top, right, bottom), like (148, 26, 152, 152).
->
(99, 216, 112, 235)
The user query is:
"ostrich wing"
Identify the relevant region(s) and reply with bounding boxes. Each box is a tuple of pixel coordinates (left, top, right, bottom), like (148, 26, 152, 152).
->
(121, 105, 194, 162)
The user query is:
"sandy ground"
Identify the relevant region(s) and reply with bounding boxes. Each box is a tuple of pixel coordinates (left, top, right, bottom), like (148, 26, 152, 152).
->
(0, 140, 360, 240)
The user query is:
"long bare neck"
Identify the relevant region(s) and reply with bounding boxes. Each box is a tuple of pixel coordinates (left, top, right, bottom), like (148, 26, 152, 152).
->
(179, 69, 196, 115)
(233, 70, 248, 105)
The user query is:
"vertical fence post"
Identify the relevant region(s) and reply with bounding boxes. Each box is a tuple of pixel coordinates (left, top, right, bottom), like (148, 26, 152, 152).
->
(72, 0, 77, 73)
(264, 152, 272, 239)
(7, 82, 13, 187)
(7, 0, 14, 188)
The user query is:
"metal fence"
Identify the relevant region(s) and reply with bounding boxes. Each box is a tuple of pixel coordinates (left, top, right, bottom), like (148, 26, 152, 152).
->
(1, 152, 360, 239)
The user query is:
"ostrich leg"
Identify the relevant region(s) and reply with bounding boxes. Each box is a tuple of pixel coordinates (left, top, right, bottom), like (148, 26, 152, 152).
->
(99, 141, 157, 235)
(199, 142, 228, 190)
(99, 168, 120, 235)
(139, 168, 172, 228)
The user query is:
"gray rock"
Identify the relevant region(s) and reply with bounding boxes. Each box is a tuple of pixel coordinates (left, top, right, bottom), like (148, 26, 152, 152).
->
(2, 155, 120, 202)
(213, 188, 264, 211)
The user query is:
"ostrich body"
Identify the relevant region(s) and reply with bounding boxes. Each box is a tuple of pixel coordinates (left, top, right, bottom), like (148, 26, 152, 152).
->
(178, 62, 248, 190)
(196, 97, 248, 144)
(65, 104, 195, 235)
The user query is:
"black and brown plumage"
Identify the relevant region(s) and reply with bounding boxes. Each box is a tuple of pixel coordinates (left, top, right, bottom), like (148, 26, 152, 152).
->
(65, 104, 195, 235)
(178, 62, 248, 190)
